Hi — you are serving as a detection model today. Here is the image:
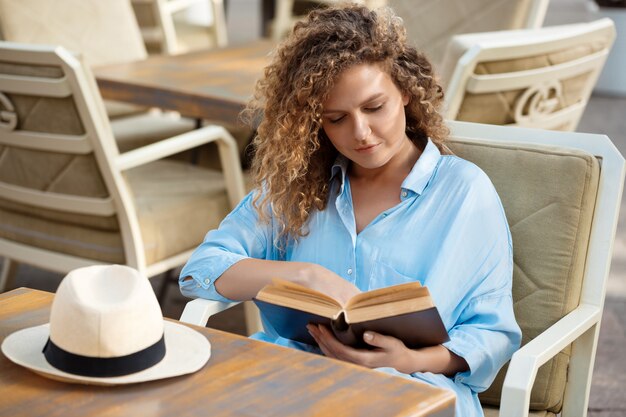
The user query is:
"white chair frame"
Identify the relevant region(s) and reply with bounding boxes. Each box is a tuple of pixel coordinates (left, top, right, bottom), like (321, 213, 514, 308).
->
(0, 41, 262, 334)
(180, 120, 625, 417)
(442, 19, 616, 131)
(132, 0, 228, 54)
(271, 0, 386, 40)
(387, 0, 550, 68)
(271, 0, 548, 42)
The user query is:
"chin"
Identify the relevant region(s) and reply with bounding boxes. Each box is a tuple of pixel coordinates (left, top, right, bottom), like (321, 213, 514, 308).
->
(352, 156, 390, 170)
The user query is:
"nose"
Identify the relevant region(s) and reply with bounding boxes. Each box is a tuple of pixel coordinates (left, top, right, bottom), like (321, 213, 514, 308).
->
(353, 114, 371, 142)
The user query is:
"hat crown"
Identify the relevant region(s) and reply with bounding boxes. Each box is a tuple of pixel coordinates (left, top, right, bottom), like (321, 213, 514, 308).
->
(49, 265, 164, 358)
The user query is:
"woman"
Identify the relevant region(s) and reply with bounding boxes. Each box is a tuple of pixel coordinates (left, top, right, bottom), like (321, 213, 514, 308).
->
(180, 5, 521, 416)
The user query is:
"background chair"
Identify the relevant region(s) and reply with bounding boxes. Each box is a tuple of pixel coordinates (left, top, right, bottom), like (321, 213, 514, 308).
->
(389, 0, 550, 68)
(271, 0, 386, 40)
(131, 0, 228, 55)
(449, 123, 624, 417)
(0, 0, 195, 151)
(0, 41, 261, 335)
(180, 120, 625, 417)
(269, 0, 550, 69)
(440, 19, 615, 131)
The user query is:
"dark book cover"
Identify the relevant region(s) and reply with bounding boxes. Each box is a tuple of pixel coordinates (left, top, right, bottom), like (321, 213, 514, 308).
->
(253, 299, 449, 349)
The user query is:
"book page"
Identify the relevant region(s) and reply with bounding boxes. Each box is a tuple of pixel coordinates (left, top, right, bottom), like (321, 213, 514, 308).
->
(346, 281, 425, 309)
(268, 278, 342, 305)
(255, 278, 343, 318)
(345, 296, 435, 323)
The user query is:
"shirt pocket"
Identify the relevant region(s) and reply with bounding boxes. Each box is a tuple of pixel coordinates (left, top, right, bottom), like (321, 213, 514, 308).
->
(368, 262, 418, 291)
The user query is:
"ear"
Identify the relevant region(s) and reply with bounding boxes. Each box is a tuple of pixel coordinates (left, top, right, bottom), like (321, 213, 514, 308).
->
(402, 94, 410, 106)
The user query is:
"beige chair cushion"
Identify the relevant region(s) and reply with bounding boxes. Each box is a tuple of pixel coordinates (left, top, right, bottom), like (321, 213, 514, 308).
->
(0, 50, 241, 268)
(0, 59, 117, 233)
(111, 112, 197, 153)
(0, 0, 196, 128)
(449, 139, 599, 413)
(482, 406, 556, 417)
(0, 160, 237, 265)
(440, 24, 613, 130)
(0, 0, 147, 67)
(104, 100, 149, 120)
(125, 160, 233, 265)
(449, 41, 607, 128)
(389, 0, 537, 67)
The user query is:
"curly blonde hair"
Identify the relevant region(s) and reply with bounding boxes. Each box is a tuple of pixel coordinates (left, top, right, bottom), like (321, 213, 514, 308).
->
(242, 3, 449, 245)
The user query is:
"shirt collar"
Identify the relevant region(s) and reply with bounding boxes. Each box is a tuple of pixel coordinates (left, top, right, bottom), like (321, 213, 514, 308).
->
(331, 154, 349, 181)
(401, 138, 441, 196)
(330, 154, 350, 194)
(330, 138, 441, 196)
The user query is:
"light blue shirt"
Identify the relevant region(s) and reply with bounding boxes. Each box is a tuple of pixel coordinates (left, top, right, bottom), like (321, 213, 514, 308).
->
(180, 139, 521, 417)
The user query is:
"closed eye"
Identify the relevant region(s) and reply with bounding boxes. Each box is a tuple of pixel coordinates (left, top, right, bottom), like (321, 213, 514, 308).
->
(365, 104, 384, 112)
(328, 115, 345, 124)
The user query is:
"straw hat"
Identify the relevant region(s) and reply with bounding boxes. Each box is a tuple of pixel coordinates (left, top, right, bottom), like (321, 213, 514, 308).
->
(1, 265, 210, 385)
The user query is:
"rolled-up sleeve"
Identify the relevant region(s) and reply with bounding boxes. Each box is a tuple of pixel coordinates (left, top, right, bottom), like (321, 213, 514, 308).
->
(442, 292, 521, 392)
(179, 191, 271, 302)
(433, 164, 522, 393)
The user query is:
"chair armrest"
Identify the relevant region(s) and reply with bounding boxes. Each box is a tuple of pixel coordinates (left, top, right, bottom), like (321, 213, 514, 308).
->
(498, 303, 602, 417)
(116, 125, 233, 170)
(115, 124, 246, 207)
(179, 297, 241, 326)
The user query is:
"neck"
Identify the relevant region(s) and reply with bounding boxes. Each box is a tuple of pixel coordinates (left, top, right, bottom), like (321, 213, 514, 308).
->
(350, 138, 421, 183)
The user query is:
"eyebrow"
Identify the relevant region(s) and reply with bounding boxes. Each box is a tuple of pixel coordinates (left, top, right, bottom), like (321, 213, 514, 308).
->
(322, 93, 386, 114)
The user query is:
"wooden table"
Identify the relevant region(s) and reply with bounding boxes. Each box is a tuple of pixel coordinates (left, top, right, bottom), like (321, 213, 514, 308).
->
(95, 41, 274, 125)
(0, 288, 455, 417)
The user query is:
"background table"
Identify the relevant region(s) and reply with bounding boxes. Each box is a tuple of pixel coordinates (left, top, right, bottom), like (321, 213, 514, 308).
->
(0, 288, 455, 417)
(95, 41, 273, 125)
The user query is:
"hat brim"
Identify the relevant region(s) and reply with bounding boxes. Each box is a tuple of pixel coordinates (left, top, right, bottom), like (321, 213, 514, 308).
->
(1, 321, 210, 385)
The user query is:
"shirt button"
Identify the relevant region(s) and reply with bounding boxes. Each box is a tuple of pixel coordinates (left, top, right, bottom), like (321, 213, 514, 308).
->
(204, 279, 210, 285)
(382, 213, 388, 217)
(347, 268, 353, 275)
(401, 191, 408, 198)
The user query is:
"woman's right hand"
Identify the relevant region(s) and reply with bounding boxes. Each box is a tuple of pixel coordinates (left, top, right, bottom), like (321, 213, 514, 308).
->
(291, 263, 361, 306)
(214, 259, 360, 304)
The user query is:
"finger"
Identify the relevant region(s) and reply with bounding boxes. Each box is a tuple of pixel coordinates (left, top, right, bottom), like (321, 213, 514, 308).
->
(308, 325, 336, 358)
(317, 338, 335, 358)
(317, 325, 345, 358)
(317, 325, 365, 364)
(362, 331, 402, 350)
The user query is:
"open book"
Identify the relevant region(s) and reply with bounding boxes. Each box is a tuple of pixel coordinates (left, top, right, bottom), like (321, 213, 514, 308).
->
(253, 279, 449, 349)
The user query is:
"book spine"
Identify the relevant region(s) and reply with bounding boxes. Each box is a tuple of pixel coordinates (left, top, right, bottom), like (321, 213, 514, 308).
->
(331, 312, 363, 348)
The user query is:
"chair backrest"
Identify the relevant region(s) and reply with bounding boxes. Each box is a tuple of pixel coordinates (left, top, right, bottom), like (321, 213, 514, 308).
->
(131, 0, 228, 55)
(272, 0, 384, 40)
(0, 42, 145, 270)
(447, 121, 624, 413)
(388, 0, 550, 68)
(441, 19, 615, 132)
(0, 0, 147, 66)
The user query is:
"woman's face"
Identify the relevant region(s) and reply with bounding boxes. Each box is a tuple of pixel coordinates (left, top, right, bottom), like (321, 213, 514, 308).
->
(321, 63, 412, 173)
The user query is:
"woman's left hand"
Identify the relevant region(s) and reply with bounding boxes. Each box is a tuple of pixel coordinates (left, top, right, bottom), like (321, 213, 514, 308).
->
(306, 324, 421, 374)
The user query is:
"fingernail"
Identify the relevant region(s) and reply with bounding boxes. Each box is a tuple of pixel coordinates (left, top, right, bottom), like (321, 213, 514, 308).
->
(363, 332, 373, 341)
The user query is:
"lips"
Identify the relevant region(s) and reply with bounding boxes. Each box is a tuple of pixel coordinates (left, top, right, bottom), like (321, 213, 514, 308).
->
(355, 143, 380, 152)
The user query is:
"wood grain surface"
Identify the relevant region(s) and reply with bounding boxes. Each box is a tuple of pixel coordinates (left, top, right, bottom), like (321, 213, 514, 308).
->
(94, 41, 274, 123)
(0, 288, 455, 417)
